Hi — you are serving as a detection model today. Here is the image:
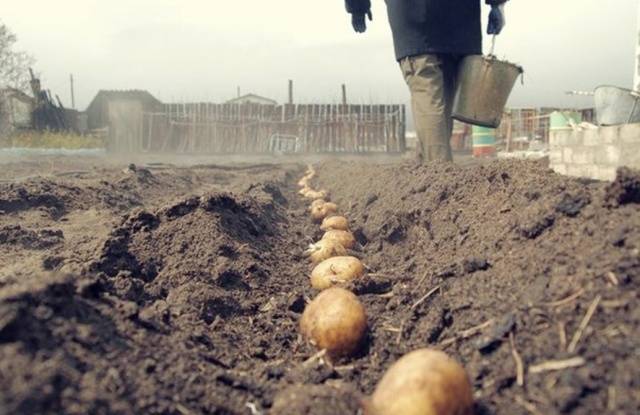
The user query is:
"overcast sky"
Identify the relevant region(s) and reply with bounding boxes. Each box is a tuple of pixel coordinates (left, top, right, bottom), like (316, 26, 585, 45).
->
(3, 0, 639, 110)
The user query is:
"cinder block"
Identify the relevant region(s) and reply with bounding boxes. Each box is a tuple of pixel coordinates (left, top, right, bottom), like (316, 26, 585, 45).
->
(600, 126, 621, 145)
(550, 131, 569, 147)
(565, 131, 583, 146)
(567, 165, 589, 178)
(582, 129, 601, 146)
(552, 163, 567, 175)
(549, 131, 561, 147)
(595, 145, 622, 166)
(571, 147, 595, 165)
(549, 149, 562, 164)
(620, 123, 640, 144)
(620, 144, 640, 168)
(563, 147, 573, 162)
(594, 166, 617, 182)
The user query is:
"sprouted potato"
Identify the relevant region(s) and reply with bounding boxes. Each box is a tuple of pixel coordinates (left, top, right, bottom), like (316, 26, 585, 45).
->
(322, 229, 356, 249)
(306, 239, 348, 264)
(320, 216, 349, 231)
(300, 287, 367, 358)
(310, 256, 364, 290)
(305, 189, 329, 200)
(311, 202, 338, 222)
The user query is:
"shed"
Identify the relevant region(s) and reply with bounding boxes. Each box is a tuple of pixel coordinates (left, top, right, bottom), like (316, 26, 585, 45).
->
(0, 88, 34, 135)
(86, 90, 163, 130)
(225, 94, 277, 106)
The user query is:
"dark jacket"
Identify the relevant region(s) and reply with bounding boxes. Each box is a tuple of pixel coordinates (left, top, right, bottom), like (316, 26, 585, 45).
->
(346, 0, 508, 61)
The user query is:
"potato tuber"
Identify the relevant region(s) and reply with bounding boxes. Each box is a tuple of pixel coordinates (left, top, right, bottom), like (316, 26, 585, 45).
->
(306, 239, 348, 265)
(320, 216, 349, 232)
(305, 189, 329, 200)
(310, 199, 327, 210)
(300, 287, 367, 357)
(311, 202, 338, 222)
(299, 186, 312, 197)
(310, 256, 364, 290)
(322, 229, 356, 250)
(298, 177, 310, 187)
(367, 349, 474, 415)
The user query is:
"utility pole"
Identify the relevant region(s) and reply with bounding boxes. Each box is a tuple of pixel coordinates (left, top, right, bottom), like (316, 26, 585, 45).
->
(288, 80, 294, 105)
(237, 86, 241, 98)
(70, 74, 76, 109)
(341, 84, 348, 106)
(635, 0, 640, 91)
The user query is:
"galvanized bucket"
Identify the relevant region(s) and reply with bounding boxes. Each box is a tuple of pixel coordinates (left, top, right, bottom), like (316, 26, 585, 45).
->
(594, 85, 640, 126)
(452, 55, 523, 128)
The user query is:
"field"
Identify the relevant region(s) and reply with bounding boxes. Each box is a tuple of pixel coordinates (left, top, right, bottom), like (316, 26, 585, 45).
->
(0, 154, 638, 414)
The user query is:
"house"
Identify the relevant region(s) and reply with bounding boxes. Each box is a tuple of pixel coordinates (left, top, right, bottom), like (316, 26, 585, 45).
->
(0, 88, 34, 135)
(86, 90, 162, 130)
(225, 94, 277, 106)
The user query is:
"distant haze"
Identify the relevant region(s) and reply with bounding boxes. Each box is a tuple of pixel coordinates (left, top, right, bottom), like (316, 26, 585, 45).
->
(4, 0, 638, 110)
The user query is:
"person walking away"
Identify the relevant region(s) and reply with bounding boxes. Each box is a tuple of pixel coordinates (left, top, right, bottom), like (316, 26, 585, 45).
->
(346, 0, 508, 163)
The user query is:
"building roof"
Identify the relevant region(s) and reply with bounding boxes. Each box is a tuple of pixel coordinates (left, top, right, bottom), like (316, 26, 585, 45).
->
(225, 93, 277, 105)
(86, 90, 162, 111)
(0, 88, 34, 104)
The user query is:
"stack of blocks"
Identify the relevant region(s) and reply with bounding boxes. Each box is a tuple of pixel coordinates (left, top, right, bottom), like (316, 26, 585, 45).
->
(549, 123, 640, 181)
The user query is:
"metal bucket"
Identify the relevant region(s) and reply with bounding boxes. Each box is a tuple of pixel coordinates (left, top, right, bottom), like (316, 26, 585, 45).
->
(452, 55, 523, 128)
(594, 85, 640, 126)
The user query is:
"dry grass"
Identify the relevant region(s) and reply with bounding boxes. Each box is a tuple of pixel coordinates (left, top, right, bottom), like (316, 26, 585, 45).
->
(1, 131, 105, 149)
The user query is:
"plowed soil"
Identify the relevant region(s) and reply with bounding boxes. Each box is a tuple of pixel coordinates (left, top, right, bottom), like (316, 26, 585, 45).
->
(0, 157, 638, 415)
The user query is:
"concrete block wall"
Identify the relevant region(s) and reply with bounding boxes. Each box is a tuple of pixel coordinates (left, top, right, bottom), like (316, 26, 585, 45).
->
(549, 123, 640, 181)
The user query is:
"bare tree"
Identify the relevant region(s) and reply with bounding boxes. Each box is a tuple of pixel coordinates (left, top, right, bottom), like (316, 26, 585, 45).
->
(0, 22, 35, 92)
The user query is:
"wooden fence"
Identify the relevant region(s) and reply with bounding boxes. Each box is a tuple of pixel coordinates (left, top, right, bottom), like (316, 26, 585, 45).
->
(134, 103, 406, 154)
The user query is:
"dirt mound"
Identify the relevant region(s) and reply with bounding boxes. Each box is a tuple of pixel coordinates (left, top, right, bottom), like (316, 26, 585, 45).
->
(0, 273, 129, 414)
(0, 181, 67, 217)
(604, 166, 640, 207)
(316, 160, 640, 414)
(0, 178, 142, 218)
(0, 158, 637, 415)
(0, 169, 310, 415)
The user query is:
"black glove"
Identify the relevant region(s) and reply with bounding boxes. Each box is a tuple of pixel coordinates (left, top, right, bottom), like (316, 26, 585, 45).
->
(487, 5, 505, 35)
(352, 10, 372, 33)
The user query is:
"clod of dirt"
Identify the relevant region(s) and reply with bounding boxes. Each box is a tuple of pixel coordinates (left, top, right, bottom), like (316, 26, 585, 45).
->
(42, 255, 65, 271)
(270, 383, 363, 415)
(475, 313, 517, 354)
(604, 167, 640, 207)
(0, 182, 66, 217)
(433, 258, 490, 279)
(519, 213, 555, 239)
(462, 257, 490, 274)
(287, 294, 306, 314)
(350, 275, 393, 296)
(160, 196, 200, 219)
(0, 225, 63, 249)
(556, 193, 590, 217)
(137, 300, 171, 332)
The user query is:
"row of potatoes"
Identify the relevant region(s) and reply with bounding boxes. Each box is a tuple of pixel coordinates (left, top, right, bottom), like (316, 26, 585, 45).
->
(292, 165, 476, 415)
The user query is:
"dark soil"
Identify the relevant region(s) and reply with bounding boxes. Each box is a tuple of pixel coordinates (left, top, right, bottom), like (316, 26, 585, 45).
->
(315, 159, 640, 415)
(0, 157, 638, 415)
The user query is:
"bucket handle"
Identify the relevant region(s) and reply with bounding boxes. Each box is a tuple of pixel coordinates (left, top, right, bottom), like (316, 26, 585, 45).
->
(488, 35, 525, 85)
(628, 96, 639, 124)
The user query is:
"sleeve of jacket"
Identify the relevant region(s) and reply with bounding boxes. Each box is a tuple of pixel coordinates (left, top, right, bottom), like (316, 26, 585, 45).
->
(486, 0, 508, 4)
(345, 0, 371, 14)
